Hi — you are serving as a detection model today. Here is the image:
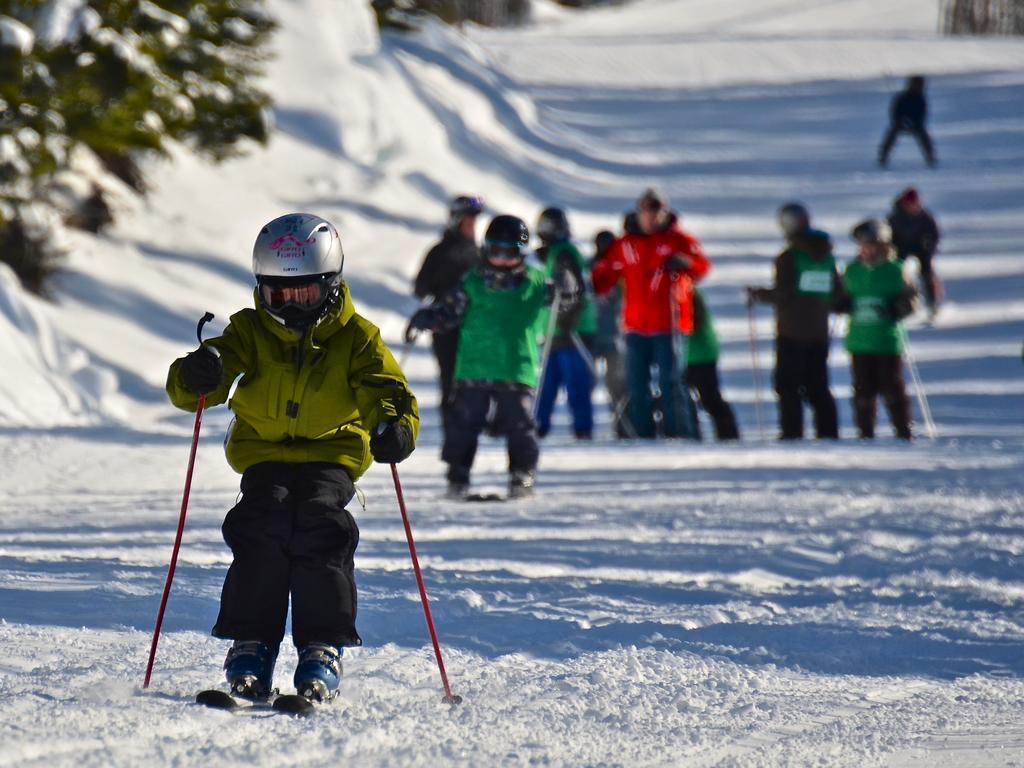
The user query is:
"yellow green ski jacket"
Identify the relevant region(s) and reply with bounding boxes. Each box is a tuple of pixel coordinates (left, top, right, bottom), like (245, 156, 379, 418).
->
(167, 283, 418, 479)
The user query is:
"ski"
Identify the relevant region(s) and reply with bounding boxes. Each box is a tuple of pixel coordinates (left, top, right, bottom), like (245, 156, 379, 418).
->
(463, 491, 506, 502)
(195, 689, 316, 717)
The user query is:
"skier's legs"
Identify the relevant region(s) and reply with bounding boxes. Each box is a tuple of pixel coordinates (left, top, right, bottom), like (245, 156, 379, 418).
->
(688, 362, 740, 440)
(651, 333, 683, 437)
(851, 354, 880, 438)
(878, 355, 913, 439)
(214, 462, 294, 647)
(878, 124, 900, 164)
(493, 387, 540, 477)
(431, 330, 460, 438)
(917, 252, 937, 310)
(535, 348, 566, 437)
(913, 127, 937, 165)
(563, 347, 594, 437)
(803, 341, 839, 439)
(625, 333, 656, 438)
(774, 338, 805, 439)
(288, 463, 360, 648)
(441, 385, 491, 483)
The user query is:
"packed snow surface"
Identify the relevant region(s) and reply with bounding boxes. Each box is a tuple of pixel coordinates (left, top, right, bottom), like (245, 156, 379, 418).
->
(1, 0, 1023, 766)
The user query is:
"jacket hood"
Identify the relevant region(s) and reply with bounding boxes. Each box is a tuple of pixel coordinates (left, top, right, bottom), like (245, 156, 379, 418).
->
(789, 228, 832, 260)
(253, 280, 356, 344)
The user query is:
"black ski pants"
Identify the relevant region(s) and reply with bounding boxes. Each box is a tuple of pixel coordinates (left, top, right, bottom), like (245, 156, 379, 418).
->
(851, 354, 912, 439)
(774, 338, 839, 439)
(213, 461, 361, 650)
(431, 328, 460, 438)
(442, 383, 538, 484)
(686, 362, 740, 440)
(879, 124, 936, 165)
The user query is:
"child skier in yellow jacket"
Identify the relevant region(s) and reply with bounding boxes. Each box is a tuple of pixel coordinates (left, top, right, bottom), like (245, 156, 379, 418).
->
(167, 213, 418, 703)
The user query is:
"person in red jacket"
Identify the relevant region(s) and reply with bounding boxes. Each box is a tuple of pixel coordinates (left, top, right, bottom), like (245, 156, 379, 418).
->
(592, 189, 711, 438)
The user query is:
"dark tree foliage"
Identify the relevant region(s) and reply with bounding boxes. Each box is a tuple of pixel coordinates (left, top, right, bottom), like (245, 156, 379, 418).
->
(943, 0, 1024, 34)
(0, 0, 276, 294)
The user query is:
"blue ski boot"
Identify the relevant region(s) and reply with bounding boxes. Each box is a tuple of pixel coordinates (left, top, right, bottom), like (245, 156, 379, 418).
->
(293, 643, 343, 702)
(224, 640, 278, 700)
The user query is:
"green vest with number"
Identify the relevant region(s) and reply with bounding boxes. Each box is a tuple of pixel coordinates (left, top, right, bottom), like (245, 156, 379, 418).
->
(794, 250, 835, 297)
(843, 259, 906, 355)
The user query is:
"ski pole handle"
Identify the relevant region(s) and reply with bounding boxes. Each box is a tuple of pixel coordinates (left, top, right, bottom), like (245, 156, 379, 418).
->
(197, 311, 214, 345)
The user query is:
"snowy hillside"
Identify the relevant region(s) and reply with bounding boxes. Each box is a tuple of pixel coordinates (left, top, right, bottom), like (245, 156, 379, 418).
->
(2, 0, 1024, 765)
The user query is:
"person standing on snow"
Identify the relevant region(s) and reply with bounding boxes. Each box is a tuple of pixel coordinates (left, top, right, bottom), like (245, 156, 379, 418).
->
(686, 288, 740, 440)
(888, 187, 942, 322)
(878, 75, 937, 168)
(408, 214, 579, 499)
(166, 213, 418, 705)
(410, 194, 485, 438)
(533, 207, 598, 440)
(838, 219, 917, 440)
(747, 202, 842, 440)
(590, 229, 629, 437)
(592, 188, 711, 439)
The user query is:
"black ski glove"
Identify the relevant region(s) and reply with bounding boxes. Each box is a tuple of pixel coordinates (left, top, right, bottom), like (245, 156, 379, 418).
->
(180, 345, 223, 395)
(664, 253, 692, 272)
(370, 420, 414, 464)
(407, 307, 438, 339)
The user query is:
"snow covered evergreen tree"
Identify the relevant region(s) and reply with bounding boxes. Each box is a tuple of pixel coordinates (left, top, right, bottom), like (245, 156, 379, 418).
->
(0, 0, 275, 294)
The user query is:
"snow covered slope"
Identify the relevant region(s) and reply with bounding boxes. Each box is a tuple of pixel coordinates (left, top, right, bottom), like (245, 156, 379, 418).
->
(1, 0, 1023, 765)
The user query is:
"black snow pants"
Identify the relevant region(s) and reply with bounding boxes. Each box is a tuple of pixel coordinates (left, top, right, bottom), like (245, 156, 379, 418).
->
(686, 362, 740, 440)
(212, 461, 361, 649)
(431, 328, 460, 438)
(774, 338, 839, 440)
(441, 382, 539, 484)
(850, 354, 912, 440)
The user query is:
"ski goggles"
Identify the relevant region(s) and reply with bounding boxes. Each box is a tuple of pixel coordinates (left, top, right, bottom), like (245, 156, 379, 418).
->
(483, 240, 524, 263)
(258, 274, 337, 310)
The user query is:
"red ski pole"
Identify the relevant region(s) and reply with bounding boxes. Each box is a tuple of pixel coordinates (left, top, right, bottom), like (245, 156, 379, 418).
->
(389, 462, 462, 705)
(143, 312, 214, 689)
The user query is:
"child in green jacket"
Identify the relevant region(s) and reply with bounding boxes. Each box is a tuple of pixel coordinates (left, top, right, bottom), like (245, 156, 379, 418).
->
(408, 214, 577, 499)
(167, 213, 419, 703)
(841, 219, 917, 439)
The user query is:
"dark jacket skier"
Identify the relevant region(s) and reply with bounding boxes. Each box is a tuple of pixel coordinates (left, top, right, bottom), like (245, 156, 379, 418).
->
(879, 75, 936, 167)
(747, 202, 842, 440)
(410, 195, 484, 437)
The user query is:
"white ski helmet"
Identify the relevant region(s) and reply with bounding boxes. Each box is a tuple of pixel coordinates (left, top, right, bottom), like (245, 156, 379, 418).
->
(252, 213, 345, 328)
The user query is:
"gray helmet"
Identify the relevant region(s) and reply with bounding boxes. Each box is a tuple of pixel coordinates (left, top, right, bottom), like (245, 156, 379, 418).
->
(252, 213, 344, 279)
(252, 213, 344, 328)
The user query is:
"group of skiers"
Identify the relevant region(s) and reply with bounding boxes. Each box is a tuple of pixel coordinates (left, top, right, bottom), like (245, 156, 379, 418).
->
(407, 186, 942, 489)
(161, 185, 941, 705)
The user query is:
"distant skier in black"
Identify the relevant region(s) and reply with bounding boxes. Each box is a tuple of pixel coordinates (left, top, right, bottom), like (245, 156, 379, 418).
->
(878, 75, 936, 168)
(888, 187, 942, 322)
(410, 195, 484, 437)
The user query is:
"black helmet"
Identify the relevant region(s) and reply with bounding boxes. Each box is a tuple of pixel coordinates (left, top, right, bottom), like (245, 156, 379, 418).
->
(484, 214, 529, 250)
(536, 207, 570, 242)
(594, 229, 616, 258)
(777, 202, 810, 237)
(482, 214, 530, 277)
